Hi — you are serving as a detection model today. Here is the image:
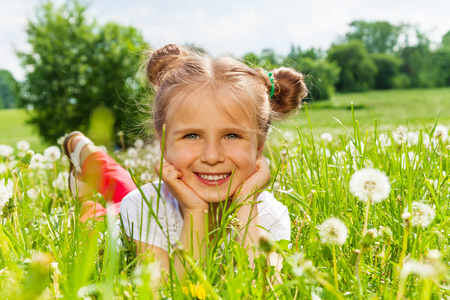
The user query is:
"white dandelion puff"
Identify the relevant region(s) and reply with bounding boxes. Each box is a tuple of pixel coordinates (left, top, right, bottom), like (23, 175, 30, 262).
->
(134, 139, 144, 150)
(52, 172, 69, 191)
(349, 168, 391, 203)
(43, 146, 61, 162)
(0, 163, 7, 174)
(406, 201, 436, 228)
(401, 259, 437, 278)
(0, 178, 14, 215)
(407, 131, 419, 147)
(26, 188, 39, 201)
(346, 141, 364, 157)
(401, 152, 419, 169)
(30, 153, 45, 169)
(377, 133, 391, 148)
(127, 147, 139, 158)
(320, 132, 333, 143)
(393, 126, 408, 145)
(17, 140, 30, 152)
(317, 217, 348, 246)
(433, 124, 448, 141)
(0, 145, 14, 158)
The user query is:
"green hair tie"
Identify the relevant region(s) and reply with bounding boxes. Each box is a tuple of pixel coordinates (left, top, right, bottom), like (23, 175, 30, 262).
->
(264, 70, 275, 99)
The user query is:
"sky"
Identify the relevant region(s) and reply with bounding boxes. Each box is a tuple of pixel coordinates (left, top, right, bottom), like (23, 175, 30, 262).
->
(1, 0, 450, 81)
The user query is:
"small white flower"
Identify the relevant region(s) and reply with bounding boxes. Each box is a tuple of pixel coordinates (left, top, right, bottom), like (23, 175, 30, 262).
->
(139, 171, 153, 183)
(127, 147, 139, 158)
(284, 131, 295, 143)
(52, 172, 69, 191)
(317, 217, 348, 246)
(401, 259, 437, 278)
(30, 153, 45, 169)
(124, 158, 137, 169)
(320, 132, 333, 143)
(0, 178, 14, 214)
(318, 147, 331, 158)
(44, 146, 61, 162)
(407, 131, 419, 147)
(422, 133, 430, 147)
(134, 139, 144, 150)
(433, 125, 448, 141)
(401, 152, 419, 169)
(17, 140, 30, 152)
(377, 133, 391, 148)
(332, 151, 346, 165)
(393, 126, 408, 145)
(26, 188, 39, 201)
(346, 141, 364, 157)
(0, 163, 7, 174)
(406, 201, 436, 228)
(349, 168, 391, 203)
(0, 145, 14, 157)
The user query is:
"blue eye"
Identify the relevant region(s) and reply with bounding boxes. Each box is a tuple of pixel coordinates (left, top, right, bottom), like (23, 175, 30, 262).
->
(225, 133, 239, 139)
(184, 133, 199, 139)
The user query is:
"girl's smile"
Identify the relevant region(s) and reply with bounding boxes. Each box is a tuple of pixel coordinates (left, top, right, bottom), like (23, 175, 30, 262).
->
(163, 90, 263, 203)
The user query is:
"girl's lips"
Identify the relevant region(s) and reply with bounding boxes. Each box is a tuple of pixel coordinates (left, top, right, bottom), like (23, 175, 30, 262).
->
(195, 172, 231, 186)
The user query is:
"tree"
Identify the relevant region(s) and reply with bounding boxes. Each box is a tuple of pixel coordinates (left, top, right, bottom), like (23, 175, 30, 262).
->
(18, 1, 148, 143)
(370, 53, 402, 89)
(284, 46, 340, 100)
(0, 70, 18, 109)
(327, 40, 377, 92)
(345, 20, 404, 54)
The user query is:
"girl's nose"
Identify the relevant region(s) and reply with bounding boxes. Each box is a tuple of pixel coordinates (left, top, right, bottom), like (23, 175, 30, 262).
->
(201, 140, 225, 165)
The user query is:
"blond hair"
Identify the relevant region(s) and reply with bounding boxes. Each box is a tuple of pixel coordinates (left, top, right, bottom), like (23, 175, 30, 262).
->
(145, 44, 308, 145)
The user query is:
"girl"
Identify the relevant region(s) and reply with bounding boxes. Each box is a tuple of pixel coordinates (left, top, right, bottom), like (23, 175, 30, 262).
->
(64, 44, 307, 276)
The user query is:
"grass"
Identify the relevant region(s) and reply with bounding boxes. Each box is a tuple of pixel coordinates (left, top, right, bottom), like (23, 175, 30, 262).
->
(0, 109, 49, 153)
(276, 87, 450, 136)
(1, 87, 450, 298)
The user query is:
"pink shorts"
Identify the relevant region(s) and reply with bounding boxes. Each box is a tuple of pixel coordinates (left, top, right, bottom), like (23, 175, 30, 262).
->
(79, 151, 137, 222)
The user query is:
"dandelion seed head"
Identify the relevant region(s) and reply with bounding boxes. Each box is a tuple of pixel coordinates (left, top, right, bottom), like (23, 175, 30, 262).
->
(433, 124, 448, 141)
(43, 146, 61, 162)
(320, 132, 333, 143)
(0, 179, 14, 215)
(346, 141, 364, 156)
(406, 201, 436, 228)
(0, 145, 14, 158)
(349, 168, 391, 203)
(16, 140, 30, 152)
(134, 139, 144, 150)
(401, 259, 437, 278)
(407, 131, 419, 147)
(317, 217, 348, 246)
(0, 163, 7, 174)
(127, 147, 139, 158)
(52, 172, 69, 191)
(393, 126, 408, 144)
(377, 133, 391, 148)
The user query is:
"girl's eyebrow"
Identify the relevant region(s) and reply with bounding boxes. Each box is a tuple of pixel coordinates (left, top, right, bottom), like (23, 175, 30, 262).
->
(173, 126, 252, 136)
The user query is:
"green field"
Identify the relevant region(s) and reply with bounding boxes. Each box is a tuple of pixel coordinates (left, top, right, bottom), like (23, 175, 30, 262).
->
(2, 87, 450, 299)
(278, 87, 450, 136)
(0, 109, 49, 153)
(1, 87, 449, 154)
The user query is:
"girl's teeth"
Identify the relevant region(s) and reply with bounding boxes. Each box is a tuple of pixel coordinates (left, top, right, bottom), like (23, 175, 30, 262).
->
(199, 174, 228, 181)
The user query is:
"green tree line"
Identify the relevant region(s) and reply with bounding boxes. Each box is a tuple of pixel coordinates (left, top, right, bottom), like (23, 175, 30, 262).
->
(2, 0, 449, 143)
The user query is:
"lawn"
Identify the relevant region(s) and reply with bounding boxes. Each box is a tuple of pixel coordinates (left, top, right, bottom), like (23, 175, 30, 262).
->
(0, 109, 49, 153)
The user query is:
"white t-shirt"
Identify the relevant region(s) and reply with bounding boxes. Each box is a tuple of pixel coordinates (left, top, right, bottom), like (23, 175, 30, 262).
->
(120, 182, 291, 252)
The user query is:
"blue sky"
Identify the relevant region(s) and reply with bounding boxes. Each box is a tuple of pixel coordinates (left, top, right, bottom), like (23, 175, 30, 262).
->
(1, 0, 450, 81)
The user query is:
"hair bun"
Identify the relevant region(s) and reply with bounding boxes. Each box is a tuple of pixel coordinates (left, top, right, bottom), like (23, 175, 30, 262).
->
(146, 44, 190, 87)
(270, 67, 308, 118)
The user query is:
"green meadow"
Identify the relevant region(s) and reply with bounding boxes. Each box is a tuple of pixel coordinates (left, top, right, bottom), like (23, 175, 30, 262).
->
(1, 87, 450, 299)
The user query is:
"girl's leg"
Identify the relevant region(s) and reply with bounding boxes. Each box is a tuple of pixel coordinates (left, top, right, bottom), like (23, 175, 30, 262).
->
(65, 133, 137, 220)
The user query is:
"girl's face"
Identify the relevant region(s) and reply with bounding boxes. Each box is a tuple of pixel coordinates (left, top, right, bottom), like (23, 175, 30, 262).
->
(162, 91, 263, 203)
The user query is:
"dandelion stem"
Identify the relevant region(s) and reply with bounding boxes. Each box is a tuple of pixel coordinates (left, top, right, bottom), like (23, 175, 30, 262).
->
(362, 199, 371, 236)
(355, 251, 363, 299)
(332, 244, 339, 290)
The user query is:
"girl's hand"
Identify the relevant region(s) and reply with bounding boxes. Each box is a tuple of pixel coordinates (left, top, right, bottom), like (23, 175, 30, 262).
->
(234, 156, 270, 202)
(155, 162, 209, 212)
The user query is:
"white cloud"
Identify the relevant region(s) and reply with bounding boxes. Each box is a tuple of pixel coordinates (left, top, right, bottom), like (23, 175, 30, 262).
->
(1, 0, 450, 81)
